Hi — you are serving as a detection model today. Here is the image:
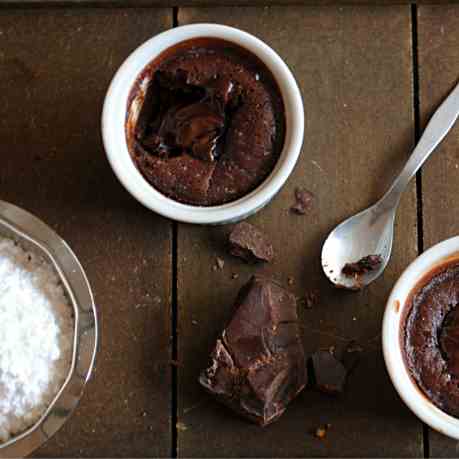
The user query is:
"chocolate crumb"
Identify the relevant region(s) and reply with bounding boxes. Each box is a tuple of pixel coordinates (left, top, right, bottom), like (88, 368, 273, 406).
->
(314, 424, 331, 439)
(152, 295, 161, 305)
(342, 254, 382, 277)
(315, 427, 326, 439)
(302, 290, 318, 309)
(176, 422, 188, 432)
(216, 257, 225, 270)
(231, 273, 239, 280)
(288, 277, 294, 286)
(291, 187, 314, 215)
(229, 222, 274, 263)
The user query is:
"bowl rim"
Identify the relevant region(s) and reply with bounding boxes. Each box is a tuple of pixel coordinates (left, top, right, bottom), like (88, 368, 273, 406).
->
(102, 23, 304, 225)
(0, 200, 98, 458)
(383, 235, 459, 440)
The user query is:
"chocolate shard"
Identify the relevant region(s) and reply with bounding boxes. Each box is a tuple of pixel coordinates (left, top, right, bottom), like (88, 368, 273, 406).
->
(199, 276, 307, 426)
(290, 187, 314, 215)
(342, 254, 383, 277)
(228, 222, 274, 263)
(311, 350, 347, 395)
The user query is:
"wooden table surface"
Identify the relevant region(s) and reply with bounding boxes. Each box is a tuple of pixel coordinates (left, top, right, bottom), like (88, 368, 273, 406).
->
(1, 2, 459, 457)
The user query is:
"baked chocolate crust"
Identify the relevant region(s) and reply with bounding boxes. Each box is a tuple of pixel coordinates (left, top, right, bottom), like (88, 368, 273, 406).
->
(127, 38, 285, 206)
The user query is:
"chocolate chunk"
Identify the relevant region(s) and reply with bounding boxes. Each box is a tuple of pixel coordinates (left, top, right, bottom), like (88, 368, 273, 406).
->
(311, 350, 347, 395)
(291, 187, 314, 215)
(229, 222, 274, 263)
(199, 276, 307, 426)
(342, 255, 382, 277)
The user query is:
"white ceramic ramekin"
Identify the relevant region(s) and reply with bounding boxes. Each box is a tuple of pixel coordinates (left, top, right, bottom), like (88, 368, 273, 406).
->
(383, 236, 459, 440)
(102, 23, 304, 225)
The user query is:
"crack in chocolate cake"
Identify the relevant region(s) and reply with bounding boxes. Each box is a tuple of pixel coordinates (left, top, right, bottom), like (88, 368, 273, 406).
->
(126, 38, 285, 206)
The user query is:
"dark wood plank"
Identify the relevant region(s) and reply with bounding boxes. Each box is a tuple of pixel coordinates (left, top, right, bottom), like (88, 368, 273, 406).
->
(0, 8, 173, 457)
(417, 4, 459, 457)
(0, 0, 455, 7)
(177, 5, 421, 457)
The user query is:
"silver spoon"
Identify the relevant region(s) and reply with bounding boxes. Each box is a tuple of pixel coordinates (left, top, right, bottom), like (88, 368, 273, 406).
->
(322, 80, 459, 289)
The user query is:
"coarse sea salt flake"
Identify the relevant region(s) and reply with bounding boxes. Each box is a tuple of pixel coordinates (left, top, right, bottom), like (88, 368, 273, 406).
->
(0, 238, 73, 443)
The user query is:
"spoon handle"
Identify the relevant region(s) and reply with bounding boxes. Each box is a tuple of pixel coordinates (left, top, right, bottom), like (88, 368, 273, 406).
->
(382, 80, 459, 207)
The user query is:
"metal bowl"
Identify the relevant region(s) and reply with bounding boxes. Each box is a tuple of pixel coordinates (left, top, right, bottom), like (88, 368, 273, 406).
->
(0, 200, 98, 458)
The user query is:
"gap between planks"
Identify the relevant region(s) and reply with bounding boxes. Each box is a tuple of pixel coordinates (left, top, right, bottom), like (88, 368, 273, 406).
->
(171, 7, 179, 459)
(410, 3, 429, 458)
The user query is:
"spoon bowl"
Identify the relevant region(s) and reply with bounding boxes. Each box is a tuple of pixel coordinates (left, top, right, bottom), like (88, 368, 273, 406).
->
(322, 202, 395, 289)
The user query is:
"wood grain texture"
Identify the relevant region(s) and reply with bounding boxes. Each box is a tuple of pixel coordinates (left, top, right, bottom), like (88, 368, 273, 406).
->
(0, 8, 173, 457)
(417, 4, 459, 457)
(0, 0, 455, 7)
(176, 5, 421, 457)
